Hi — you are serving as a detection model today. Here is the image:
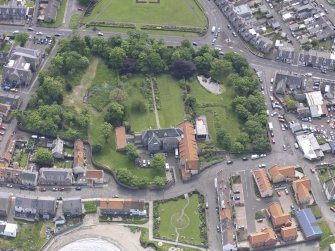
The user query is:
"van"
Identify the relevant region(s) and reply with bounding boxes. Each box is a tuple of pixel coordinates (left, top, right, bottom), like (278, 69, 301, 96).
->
(270, 78, 274, 84)
(306, 73, 312, 77)
(175, 148, 179, 159)
(206, 202, 209, 209)
(294, 143, 299, 149)
(31, 135, 38, 139)
(251, 154, 259, 160)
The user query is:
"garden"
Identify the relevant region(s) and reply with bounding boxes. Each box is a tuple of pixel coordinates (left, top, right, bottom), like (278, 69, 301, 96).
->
(153, 192, 207, 246)
(81, 0, 207, 35)
(83, 200, 97, 213)
(39, 0, 67, 28)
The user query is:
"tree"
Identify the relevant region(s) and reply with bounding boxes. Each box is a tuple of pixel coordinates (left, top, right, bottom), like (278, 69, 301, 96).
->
(184, 95, 196, 111)
(92, 143, 102, 154)
(104, 102, 125, 126)
(34, 148, 54, 166)
(170, 59, 196, 79)
(284, 95, 298, 111)
(131, 99, 147, 113)
(132, 176, 149, 188)
(127, 143, 139, 160)
(209, 59, 233, 81)
(108, 34, 122, 48)
(15, 32, 29, 46)
(101, 122, 113, 143)
(110, 88, 127, 103)
(78, 0, 91, 6)
(216, 130, 232, 150)
(153, 176, 166, 187)
(116, 168, 133, 184)
(36, 76, 64, 105)
(232, 142, 244, 152)
(152, 153, 166, 171)
(120, 57, 137, 74)
(109, 47, 126, 70)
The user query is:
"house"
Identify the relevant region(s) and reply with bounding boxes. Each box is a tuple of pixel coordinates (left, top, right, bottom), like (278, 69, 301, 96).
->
(177, 122, 199, 180)
(0, 221, 17, 237)
(63, 197, 83, 218)
(52, 137, 64, 159)
(100, 198, 147, 217)
(139, 128, 183, 153)
(73, 139, 85, 173)
(115, 127, 127, 151)
(0, 7, 27, 21)
(0, 94, 21, 109)
(195, 117, 208, 140)
(0, 103, 11, 118)
(14, 195, 38, 220)
(39, 168, 73, 186)
(274, 73, 302, 94)
(248, 228, 277, 248)
(44, 0, 62, 23)
(252, 169, 273, 197)
(4, 167, 22, 184)
(21, 170, 38, 187)
(281, 225, 298, 242)
(233, 4, 252, 20)
(86, 170, 104, 186)
(292, 176, 311, 204)
(323, 178, 335, 200)
(0, 192, 11, 218)
(295, 208, 322, 240)
(276, 46, 295, 64)
(36, 196, 56, 220)
(267, 202, 292, 228)
(296, 133, 324, 160)
(268, 165, 295, 183)
(3, 46, 41, 86)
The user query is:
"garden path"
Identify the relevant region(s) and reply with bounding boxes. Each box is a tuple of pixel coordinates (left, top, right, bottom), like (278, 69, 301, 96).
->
(174, 195, 190, 242)
(150, 78, 161, 128)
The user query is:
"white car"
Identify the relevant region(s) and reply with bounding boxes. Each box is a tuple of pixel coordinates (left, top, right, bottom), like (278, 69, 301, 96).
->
(165, 163, 170, 171)
(98, 32, 104, 36)
(36, 31, 43, 36)
(13, 30, 20, 35)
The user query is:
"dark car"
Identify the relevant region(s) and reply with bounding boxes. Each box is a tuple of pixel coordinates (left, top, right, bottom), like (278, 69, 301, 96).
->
(57, 197, 63, 201)
(20, 185, 28, 190)
(242, 157, 249, 161)
(28, 186, 36, 191)
(192, 41, 198, 46)
(75, 186, 82, 191)
(227, 160, 233, 165)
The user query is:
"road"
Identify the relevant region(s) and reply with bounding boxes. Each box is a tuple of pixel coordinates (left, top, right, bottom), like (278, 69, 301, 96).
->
(2, 0, 335, 250)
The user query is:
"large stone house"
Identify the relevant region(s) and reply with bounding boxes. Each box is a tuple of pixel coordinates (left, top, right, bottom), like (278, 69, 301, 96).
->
(38, 168, 73, 186)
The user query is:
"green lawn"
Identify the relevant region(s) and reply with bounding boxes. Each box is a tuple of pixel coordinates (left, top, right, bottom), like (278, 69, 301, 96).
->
(41, 0, 67, 28)
(319, 221, 335, 250)
(69, 13, 82, 29)
(83, 0, 207, 29)
(189, 78, 241, 142)
(156, 194, 204, 245)
(25, 1, 34, 7)
(19, 152, 28, 168)
(157, 75, 185, 128)
(319, 169, 331, 182)
(83, 200, 97, 213)
(0, 0, 7, 5)
(0, 221, 51, 251)
(307, 204, 322, 219)
(55, 160, 72, 169)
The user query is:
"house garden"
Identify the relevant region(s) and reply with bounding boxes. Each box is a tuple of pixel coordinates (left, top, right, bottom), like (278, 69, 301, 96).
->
(16, 31, 269, 188)
(153, 191, 207, 246)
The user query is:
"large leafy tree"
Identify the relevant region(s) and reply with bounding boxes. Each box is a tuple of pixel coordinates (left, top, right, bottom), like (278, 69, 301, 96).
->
(104, 102, 125, 126)
(34, 148, 54, 166)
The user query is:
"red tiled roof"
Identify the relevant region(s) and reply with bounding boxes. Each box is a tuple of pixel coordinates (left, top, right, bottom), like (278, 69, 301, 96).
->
(86, 170, 104, 179)
(73, 139, 84, 168)
(115, 127, 127, 150)
(178, 122, 199, 171)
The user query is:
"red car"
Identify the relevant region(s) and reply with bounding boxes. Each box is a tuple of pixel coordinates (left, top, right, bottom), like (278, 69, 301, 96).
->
(277, 191, 281, 197)
(58, 187, 65, 191)
(310, 168, 315, 173)
(40, 187, 46, 192)
(330, 207, 335, 212)
(271, 139, 275, 144)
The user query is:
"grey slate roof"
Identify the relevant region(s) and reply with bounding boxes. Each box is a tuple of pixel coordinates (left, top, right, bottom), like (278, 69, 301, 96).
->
(295, 208, 322, 239)
(62, 197, 82, 216)
(324, 178, 335, 197)
(37, 196, 56, 215)
(0, 192, 10, 212)
(21, 170, 38, 184)
(15, 195, 37, 211)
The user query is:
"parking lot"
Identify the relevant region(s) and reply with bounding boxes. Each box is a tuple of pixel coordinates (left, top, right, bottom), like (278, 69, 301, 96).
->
(277, 186, 298, 213)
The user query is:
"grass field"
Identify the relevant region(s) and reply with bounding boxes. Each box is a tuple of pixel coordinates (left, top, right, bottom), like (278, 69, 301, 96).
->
(0, 221, 51, 251)
(156, 75, 185, 128)
(157, 194, 203, 245)
(189, 78, 240, 142)
(83, 201, 97, 213)
(40, 0, 67, 28)
(69, 14, 82, 29)
(83, 0, 207, 29)
(319, 221, 335, 250)
(307, 204, 322, 219)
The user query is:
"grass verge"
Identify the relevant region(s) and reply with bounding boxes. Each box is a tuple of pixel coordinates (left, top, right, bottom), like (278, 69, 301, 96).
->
(319, 221, 335, 250)
(83, 200, 97, 213)
(307, 204, 322, 219)
(69, 13, 82, 29)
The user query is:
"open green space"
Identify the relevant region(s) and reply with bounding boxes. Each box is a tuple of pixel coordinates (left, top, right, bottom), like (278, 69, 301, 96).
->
(40, 0, 67, 28)
(83, 200, 97, 213)
(25, 1, 34, 7)
(319, 221, 335, 250)
(157, 75, 185, 127)
(189, 79, 241, 142)
(69, 13, 82, 29)
(155, 194, 206, 245)
(0, 221, 51, 251)
(83, 0, 207, 29)
(0, 0, 7, 5)
(55, 160, 72, 169)
(307, 204, 322, 219)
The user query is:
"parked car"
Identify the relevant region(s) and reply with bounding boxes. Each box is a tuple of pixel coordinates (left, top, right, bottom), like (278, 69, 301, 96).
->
(232, 32, 237, 37)
(330, 207, 335, 212)
(36, 31, 43, 35)
(217, 225, 220, 232)
(234, 196, 240, 200)
(75, 186, 82, 191)
(40, 187, 47, 192)
(290, 205, 295, 211)
(54, 33, 62, 37)
(165, 163, 170, 171)
(271, 139, 275, 144)
(242, 157, 249, 161)
(52, 187, 57, 191)
(277, 190, 281, 197)
(98, 32, 104, 36)
(285, 188, 289, 195)
(310, 168, 315, 173)
(20, 185, 28, 190)
(27, 27, 34, 31)
(283, 144, 287, 151)
(58, 187, 65, 191)
(112, 194, 119, 198)
(192, 41, 198, 46)
(258, 164, 267, 168)
(57, 197, 63, 200)
(256, 219, 263, 223)
(227, 160, 233, 165)
(233, 190, 240, 194)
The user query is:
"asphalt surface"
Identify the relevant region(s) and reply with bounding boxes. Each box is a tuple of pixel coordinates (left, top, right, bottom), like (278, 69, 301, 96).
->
(2, 1, 335, 250)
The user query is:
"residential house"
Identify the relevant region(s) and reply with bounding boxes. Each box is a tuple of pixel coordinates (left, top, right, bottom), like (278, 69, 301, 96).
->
(248, 228, 277, 248)
(0, 192, 11, 218)
(268, 165, 295, 183)
(0, 103, 11, 118)
(138, 127, 183, 153)
(73, 139, 85, 174)
(281, 225, 298, 242)
(0, 94, 21, 109)
(276, 46, 295, 64)
(86, 170, 104, 186)
(252, 169, 273, 197)
(36, 196, 56, 220)
(14, 195, 38, 220)
(323, 178, 335, 200)
(20, 170, 38, 187)
(3, 46, 41, 86)
(296, 133, 324, 160)
(100, 198, 146, 217)
(62, 197, 83, 218)
(177, 122, 199, 180)
(4, 167, 22, 184)
(292, 176, 311, 204)
(0, 7, 27, 21)
(43, 0, 62, 23)
(115, 127, 127, 151)
(295, 208, 322, 240)
(52, 137, 64, 159)
(39, 168, 73, 186)
(267, 202, 292, 229)
(274, 73, 302, 95)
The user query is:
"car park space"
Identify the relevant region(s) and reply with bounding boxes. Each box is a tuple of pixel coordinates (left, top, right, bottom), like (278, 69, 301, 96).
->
(276, 186, 298, 213)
